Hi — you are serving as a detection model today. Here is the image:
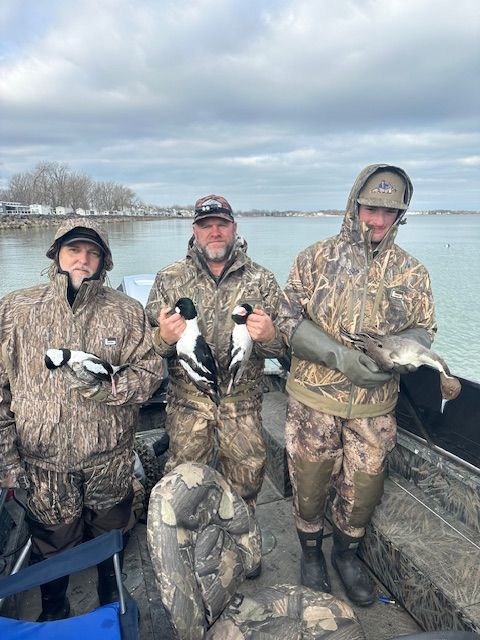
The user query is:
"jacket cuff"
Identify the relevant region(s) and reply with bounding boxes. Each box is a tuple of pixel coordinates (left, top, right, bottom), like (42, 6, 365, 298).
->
(152, 327, 177, 357)
(253, 327, 286, 358)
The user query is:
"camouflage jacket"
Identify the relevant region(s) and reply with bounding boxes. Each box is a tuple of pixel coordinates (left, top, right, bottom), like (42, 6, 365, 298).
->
(278, 164, 437, 418)
(145, 236, 286, 404)
(0, 219, 164, 483)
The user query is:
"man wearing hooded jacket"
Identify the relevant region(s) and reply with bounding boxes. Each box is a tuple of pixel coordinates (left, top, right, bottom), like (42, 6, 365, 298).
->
(146, 195, 286, 517)
(277, 164, 436, 605)
(0, 219, 164, 620)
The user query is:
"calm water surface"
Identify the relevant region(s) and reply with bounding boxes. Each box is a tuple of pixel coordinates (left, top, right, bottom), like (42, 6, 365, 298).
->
(1, 215, 479, 381)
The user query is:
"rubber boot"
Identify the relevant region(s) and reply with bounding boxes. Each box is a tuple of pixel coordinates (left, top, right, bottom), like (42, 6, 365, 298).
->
(331, 524, 375, 606)
(97, 551, 124, 606)
(37, 575, 71, 621)
(297, 530, 331, 593)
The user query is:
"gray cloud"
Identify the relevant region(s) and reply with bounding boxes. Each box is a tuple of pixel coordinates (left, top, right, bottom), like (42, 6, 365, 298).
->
(1, 0, 479, 210)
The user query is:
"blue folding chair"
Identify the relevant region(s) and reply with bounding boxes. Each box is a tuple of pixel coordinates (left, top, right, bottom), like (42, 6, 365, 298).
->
(0, 529, 139, 639)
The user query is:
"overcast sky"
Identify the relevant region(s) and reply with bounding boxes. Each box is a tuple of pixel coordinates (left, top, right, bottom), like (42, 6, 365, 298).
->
(1, 0, 479, 211)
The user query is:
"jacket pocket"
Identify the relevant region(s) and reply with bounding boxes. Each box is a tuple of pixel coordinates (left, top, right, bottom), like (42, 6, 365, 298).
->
(13, 398, 62, 461)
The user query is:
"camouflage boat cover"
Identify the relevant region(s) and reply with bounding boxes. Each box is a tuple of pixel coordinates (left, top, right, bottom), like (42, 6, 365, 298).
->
(209, 585, 365, 639)
(147, 463, 262, 638)
(147, 463, 365, 639)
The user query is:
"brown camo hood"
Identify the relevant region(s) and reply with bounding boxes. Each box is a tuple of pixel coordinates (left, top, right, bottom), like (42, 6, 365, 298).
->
(46, 218, 113, 271)
(341, 164, 413, 250)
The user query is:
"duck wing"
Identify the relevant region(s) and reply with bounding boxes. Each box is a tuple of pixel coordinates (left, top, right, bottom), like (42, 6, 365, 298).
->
(177, 335, 218, 399)
(340, 328, 395, 371)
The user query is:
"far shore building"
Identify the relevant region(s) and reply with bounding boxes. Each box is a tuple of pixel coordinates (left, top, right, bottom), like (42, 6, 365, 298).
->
(30, 203, 54, 215)
(0, 201, 31, 216)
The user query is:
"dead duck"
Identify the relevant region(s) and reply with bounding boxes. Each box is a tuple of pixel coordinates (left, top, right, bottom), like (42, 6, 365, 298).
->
(45, 348, 129, 397)
(340, 328, 461, 401)
(174, 297, 219, 404)
(227, 303, 254, 394)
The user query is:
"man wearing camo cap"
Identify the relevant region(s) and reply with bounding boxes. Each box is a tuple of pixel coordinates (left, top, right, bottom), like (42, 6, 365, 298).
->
(146, 195, 286, 540)
(278, 164, 436, 605)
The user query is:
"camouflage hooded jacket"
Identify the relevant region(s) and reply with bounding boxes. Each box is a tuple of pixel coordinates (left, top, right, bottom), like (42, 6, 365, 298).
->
(145, 236, 286, 404)
(279, 164, 437, 418)
(0, 219, 164, 483)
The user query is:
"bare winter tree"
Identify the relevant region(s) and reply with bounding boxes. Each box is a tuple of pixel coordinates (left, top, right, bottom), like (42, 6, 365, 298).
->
(5, 172, 35, 204)
(111, 184, 136, 211)
(65, 172, 93, 213)
(32, 162, 70, 209)
(91, 181, 135, 213)
(90, 181, 113, 212)
(4, 162, 138, 214)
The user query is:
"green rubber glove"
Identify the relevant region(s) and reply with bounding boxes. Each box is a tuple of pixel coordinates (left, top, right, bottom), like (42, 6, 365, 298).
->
(291, 319, 392, 389)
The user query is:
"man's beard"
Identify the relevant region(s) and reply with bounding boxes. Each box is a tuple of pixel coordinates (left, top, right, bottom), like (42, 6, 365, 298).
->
(200, 240, 234, 263)
(69, 266, 95, 290)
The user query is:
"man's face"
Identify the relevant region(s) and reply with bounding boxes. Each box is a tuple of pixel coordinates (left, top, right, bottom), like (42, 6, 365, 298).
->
(358, 205, 399, 244)
(193, 217, 237, 263)
(58, 240, 102, 290)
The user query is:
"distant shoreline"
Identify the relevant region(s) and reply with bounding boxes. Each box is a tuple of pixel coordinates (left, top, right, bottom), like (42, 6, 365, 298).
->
(0, 214, 172, 230)
(1, 210, 479, 231)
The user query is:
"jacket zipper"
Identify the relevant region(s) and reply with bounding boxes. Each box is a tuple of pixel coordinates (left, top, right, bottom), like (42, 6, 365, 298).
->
(346, 237, 372, 418)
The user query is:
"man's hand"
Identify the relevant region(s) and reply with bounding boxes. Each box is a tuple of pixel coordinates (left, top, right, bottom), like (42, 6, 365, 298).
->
(157, 307, 186, 346)
(246, 308, 276, 343)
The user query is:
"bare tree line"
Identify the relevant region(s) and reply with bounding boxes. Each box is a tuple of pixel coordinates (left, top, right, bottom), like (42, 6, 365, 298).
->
(1, 162, 139, 213)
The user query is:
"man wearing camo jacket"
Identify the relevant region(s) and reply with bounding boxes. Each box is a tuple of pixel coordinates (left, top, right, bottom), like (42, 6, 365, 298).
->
(146, 195, 286, 524)
(277, 164, 436, 605)
(0, 219, 164, 620)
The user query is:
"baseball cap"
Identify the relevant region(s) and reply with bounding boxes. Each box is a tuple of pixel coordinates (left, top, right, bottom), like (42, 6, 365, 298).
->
(357, 170, 408, 210)
(194, 194, 234, 223)
(60, 227, 105, 252)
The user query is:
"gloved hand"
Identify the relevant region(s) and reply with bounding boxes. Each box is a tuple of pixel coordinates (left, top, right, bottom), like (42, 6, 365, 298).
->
(340, 350, 393, 388)
(391, 327, 432, 375)
(291, 319, 392, 389)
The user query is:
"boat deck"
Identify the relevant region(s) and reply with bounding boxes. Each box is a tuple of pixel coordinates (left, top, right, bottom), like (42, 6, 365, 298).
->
(6, 385, 480, 637)
(13, 474, 421, 639)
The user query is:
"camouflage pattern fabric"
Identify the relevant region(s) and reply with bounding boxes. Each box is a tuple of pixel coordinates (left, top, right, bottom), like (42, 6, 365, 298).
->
(286, 396, 397, 538)
(164, 394, 266, 502)
(135, 436, 168, 500)
(145, 236, 286, 501)
(23, 447, 135, 525)
(0, 218, 165, 488)
(129, 475, 146, 527)
(145, 236, 286, 401)
(208, 585, 365, 639)
(277, 164, 437, 419)
(147, 463, 262, 639)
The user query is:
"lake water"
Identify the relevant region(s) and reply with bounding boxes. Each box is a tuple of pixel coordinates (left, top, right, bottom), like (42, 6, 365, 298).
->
(1, 215, 479, 381)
